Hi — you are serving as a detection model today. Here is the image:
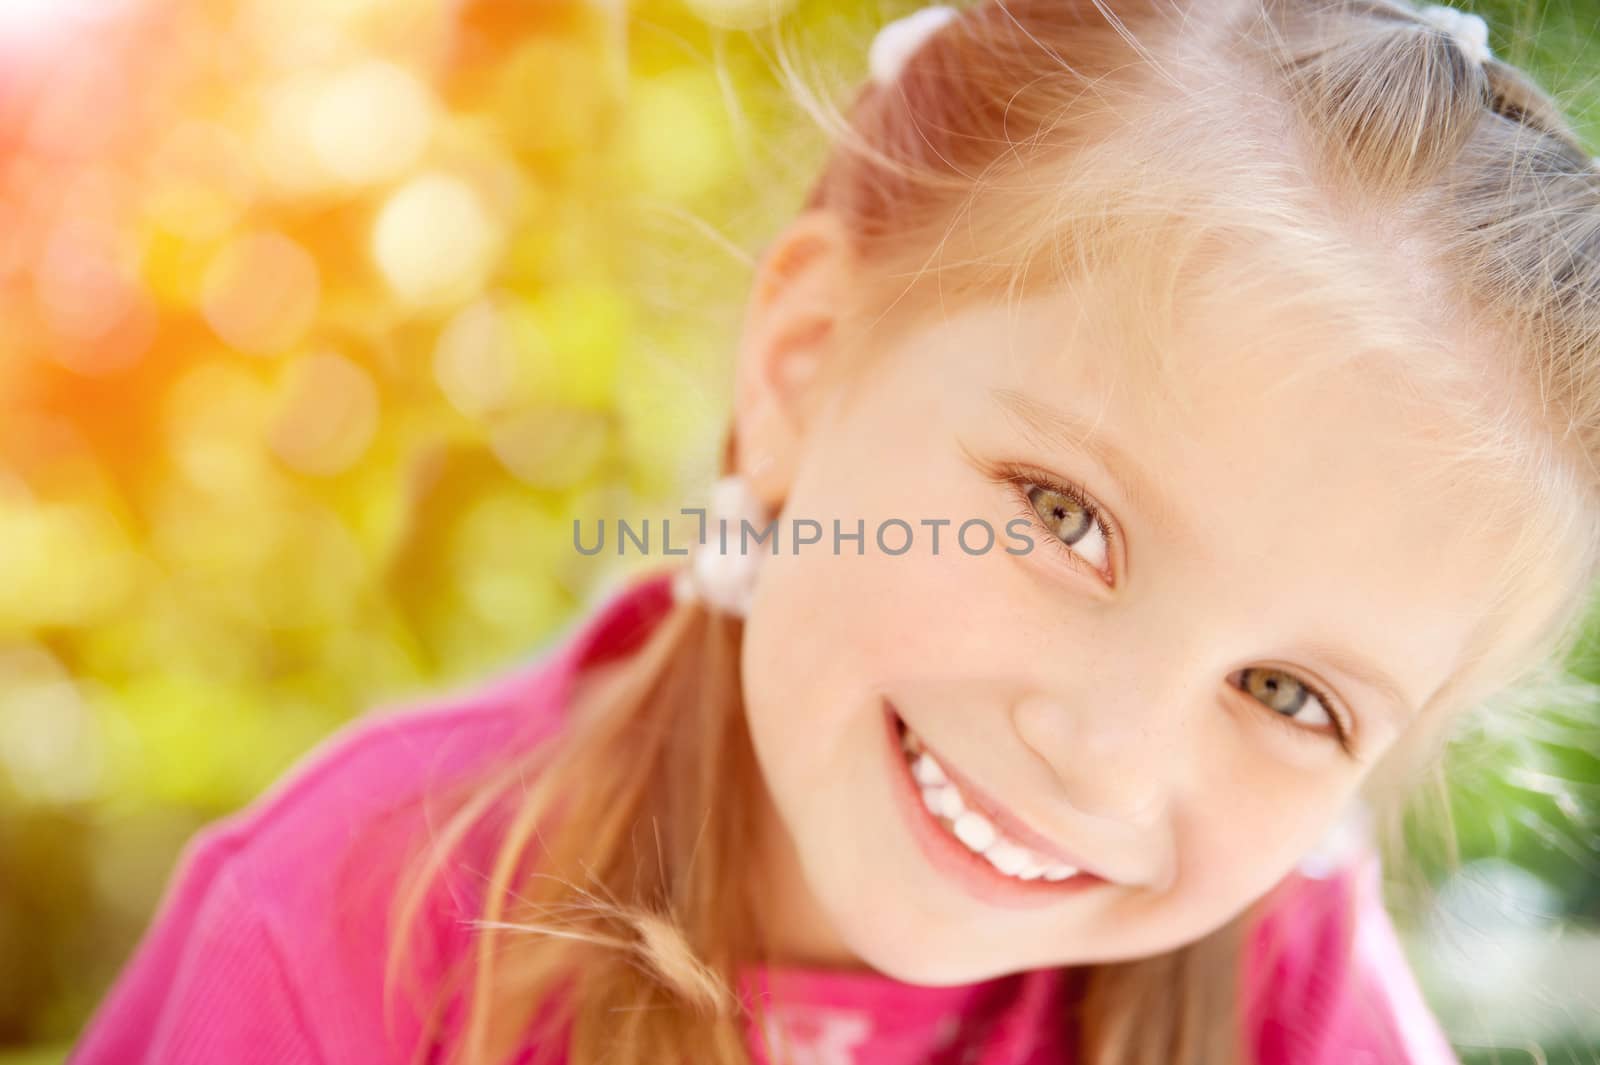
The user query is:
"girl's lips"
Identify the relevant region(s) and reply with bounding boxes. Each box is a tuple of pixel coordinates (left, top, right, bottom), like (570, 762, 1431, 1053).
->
(881, 698, 1111, 908)
(914, 725, 1110, 881)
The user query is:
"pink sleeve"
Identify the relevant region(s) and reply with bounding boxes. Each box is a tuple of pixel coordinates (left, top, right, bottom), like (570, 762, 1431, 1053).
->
(1308, 852, 1460, 1065)
(1248, 848, 1460, 1065)
(67, 827, 326, 1065)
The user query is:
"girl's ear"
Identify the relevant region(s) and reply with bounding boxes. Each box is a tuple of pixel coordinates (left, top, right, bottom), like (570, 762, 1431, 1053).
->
(732, 207, 857, 510)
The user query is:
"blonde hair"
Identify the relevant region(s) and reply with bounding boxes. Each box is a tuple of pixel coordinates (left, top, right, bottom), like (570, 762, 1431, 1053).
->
(386, 1, 1600, 1062)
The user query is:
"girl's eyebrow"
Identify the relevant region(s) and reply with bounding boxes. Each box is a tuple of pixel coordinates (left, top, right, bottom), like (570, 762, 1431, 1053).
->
(989, 387, 1419, 725)
(989, 387, 1195, 545)
(1297, 639, 1420, 726)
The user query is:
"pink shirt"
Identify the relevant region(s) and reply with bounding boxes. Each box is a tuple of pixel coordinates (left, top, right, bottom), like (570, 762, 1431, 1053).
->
(70, 567, 1460, 1065)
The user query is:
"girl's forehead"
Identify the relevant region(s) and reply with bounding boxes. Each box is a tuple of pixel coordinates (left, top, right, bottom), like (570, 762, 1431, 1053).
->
(924, 278, 1400, 432)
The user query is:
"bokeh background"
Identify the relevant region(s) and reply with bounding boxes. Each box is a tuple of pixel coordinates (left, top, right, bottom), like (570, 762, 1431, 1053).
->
(0, 0, 1595, 1061)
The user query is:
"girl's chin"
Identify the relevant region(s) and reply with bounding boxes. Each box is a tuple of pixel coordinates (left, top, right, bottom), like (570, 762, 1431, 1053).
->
(798, 877, 1003, 983)
(827, 926, 1024, 986)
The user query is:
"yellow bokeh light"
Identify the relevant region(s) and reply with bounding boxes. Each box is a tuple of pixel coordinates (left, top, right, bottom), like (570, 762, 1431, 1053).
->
(308, 59, 437, 187)
(372, 172, 503, 309)
(140, 225, 228, 310)
(253, 71, 365, 198)
(201, 230, 321, 356)
(0, 644, 103, 805)
(526, 283, 631, 409)
(162, 362, 281, 498)
(236, 0, 444, 71)
(245, 503, 370, 631)
(495, 38, 619, 157)
(490, 405, 610, 491)
(449, 493, 568, 636)
(142, 120, 258, 241)
(621, 67, 735, 204)
(0, 498, 140, 634)
(433, 297, 520, 418)
(268, 350, 380, 477)
(683, 0, 799, 31)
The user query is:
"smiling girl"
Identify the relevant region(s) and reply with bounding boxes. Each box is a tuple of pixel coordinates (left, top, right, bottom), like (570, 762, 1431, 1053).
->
(71, 0, 1600, 1063)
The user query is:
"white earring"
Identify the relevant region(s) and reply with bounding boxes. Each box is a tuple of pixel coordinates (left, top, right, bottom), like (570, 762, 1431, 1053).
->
(672, 473, 770, 617)
(1296, 799, 1375, 880)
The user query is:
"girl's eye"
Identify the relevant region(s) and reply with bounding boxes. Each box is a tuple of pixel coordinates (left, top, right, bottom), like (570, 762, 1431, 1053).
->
(1232, 666, 1354, 752)
(972, 456, 1119, 583)
(1018, 478, 1115, 576)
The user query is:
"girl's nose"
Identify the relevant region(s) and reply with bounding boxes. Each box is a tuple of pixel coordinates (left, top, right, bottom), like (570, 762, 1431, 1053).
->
(1011, 690, 1178, 827)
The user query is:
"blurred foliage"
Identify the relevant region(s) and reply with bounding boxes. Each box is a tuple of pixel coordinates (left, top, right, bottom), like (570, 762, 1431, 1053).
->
(0, 0, 1595, 1060)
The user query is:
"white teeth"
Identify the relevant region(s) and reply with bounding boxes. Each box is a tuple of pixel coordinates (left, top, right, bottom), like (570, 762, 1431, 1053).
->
(952, 811, 996, 852)
(934, 784, 965, 820)
(983, 839, 1032, 876)
(911, 752, 947, 787)
(901, 725, 1082, 885)
(917, 781, 968, 822)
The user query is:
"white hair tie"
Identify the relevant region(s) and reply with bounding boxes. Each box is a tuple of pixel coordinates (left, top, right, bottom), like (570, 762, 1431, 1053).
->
(868, 5, 960, 87)
(1417, 3, 1492, 66)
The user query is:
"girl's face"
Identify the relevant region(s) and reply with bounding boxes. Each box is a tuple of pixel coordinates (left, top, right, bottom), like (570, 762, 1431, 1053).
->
(733, 212, 1520, 982)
